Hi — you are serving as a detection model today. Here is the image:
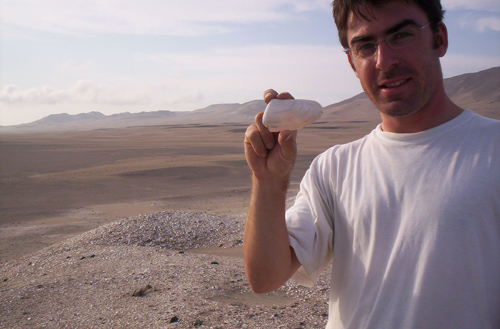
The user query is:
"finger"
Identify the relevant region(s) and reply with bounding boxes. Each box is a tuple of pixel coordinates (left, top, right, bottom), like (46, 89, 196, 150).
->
(254, 112, 276, 150)
(263, 89, 278, 104)
(277, 92, 295, 100)
(278, 130, 298, 161)
(244, 123, 268, 158)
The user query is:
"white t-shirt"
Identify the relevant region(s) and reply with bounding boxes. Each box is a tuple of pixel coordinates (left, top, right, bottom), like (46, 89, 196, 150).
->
(286, 110, 500, 329)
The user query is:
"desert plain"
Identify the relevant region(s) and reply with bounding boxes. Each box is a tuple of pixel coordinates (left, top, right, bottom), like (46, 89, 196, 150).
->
(0, 120, 374, 265)
(0, 118, 375, 328)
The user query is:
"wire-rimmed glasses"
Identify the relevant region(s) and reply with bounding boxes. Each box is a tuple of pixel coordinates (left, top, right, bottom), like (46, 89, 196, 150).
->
(345, 21, 433, 60)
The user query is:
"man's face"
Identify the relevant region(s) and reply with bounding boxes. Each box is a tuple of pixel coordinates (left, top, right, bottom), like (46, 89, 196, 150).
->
(345, 2, 447, 120)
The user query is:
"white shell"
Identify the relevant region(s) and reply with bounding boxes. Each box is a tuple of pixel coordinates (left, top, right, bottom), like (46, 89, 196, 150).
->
(262, 99, 323, 132)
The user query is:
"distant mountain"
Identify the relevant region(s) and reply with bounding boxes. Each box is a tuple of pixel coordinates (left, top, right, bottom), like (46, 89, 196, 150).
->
(0, 100, 268, 133)
(34, 111, 106, 125)
(1, 67, 498, 133)
(188, 100, 266, 122)
(445, 66, 500, 102)
(443, 66, 499, 119)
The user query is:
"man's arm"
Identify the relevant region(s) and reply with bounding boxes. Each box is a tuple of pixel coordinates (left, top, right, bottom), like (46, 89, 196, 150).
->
(243, 89, 302, 294)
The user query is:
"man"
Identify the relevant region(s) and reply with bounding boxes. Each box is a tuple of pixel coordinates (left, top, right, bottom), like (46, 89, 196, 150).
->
(243, 0, 500, 328)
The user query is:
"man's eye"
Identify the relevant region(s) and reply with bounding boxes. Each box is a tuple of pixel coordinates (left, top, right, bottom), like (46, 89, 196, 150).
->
(356, 43, 376, 52)
(389, 30, 418, 48)
(392, 31, 414, 41)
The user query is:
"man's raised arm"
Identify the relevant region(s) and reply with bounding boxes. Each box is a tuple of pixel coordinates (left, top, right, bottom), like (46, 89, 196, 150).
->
(243, 89, 302, 294)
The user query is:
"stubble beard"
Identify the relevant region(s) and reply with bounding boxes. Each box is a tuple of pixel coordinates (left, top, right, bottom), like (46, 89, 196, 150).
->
(369, 65, 440, 119)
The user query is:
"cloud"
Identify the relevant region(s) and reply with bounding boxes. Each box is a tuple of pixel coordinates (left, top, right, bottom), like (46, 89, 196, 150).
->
(2, 0, 332, 37)
(1, 43, 360, 115)
(475, 16, 500, 32)
(442, 0, 500, 12)
(0, 80, 151, 106)
(441, 0, 500, 32)
(452, 11, 500, 33)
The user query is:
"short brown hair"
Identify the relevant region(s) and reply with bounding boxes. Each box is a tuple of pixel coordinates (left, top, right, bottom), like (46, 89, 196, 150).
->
(332, 0, 445, 48)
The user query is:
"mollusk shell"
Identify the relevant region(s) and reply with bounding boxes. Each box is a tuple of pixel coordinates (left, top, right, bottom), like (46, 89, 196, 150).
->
(262, 99, 323, 132)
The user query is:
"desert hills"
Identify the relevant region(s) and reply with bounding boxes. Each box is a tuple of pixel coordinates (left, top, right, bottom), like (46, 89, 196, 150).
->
(2, 66, 499, 133)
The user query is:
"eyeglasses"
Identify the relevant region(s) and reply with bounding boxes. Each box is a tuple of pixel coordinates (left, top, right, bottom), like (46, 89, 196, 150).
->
(345, 21, 433, 60)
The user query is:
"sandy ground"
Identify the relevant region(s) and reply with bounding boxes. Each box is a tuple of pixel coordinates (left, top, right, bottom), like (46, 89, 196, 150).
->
(0, 121, 374, 265)
(0, 121, 375, 328)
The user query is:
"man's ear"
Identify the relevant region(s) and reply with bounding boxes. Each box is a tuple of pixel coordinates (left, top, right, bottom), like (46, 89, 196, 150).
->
(434, 21, 448, 57)
(347, 52, 358, 75)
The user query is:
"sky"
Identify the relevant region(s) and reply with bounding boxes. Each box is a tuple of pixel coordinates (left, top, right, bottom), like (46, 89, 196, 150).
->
(1, 0, 499, 126)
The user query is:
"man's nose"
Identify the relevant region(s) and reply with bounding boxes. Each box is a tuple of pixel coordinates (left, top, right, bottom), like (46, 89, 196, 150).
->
(375, 41, 399, 72)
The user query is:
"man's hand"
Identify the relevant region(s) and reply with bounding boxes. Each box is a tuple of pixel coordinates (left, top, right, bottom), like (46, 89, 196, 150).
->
(244, 89, 298, 181)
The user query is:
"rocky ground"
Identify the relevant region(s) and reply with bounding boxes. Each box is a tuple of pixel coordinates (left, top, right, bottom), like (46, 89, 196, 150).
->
(0, 211, 331, 328)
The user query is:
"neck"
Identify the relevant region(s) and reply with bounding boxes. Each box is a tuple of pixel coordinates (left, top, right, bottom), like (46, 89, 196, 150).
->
(380, 91, 464, 133)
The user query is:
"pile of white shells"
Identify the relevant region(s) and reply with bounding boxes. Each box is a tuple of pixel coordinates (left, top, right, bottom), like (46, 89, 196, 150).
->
(68, 211, 245, 250)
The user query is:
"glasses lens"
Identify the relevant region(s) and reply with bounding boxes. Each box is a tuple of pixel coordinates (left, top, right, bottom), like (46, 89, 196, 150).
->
(355, 43, 377, 58)
(387, 30, 418, 49)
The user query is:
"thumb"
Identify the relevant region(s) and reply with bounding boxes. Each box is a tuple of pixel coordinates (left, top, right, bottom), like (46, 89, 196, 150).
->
(278, 130, 297, 161)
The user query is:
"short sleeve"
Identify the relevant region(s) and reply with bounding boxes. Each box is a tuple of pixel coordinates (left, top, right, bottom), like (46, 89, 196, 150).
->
(286, 151, 335, 286)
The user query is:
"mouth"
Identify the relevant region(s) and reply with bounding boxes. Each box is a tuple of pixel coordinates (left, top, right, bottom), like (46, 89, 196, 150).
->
(380, 78, 410, 89)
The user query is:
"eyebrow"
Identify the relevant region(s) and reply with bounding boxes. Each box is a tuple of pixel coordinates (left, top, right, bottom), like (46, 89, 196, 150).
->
(350, 19, 420, 45)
